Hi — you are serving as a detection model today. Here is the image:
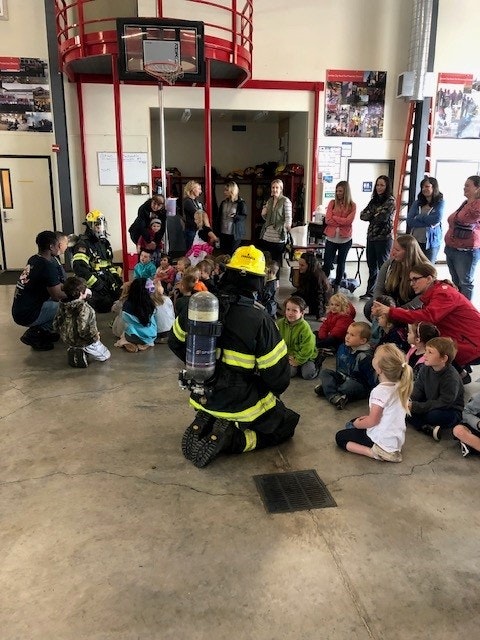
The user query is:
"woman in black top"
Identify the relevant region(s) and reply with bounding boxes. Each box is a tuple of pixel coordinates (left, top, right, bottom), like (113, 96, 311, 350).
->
(128, 195, 166, 249)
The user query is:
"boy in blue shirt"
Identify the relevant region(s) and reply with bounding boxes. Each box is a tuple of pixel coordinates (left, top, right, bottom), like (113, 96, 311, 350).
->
(134, 249, 156, 280)
(315, 321, 376, 410)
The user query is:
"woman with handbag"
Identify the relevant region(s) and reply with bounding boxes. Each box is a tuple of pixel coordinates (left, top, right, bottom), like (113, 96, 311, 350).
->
(259, 179, 292, 274)
(444, 175, 480, 300)
(406, 176, 445, 264)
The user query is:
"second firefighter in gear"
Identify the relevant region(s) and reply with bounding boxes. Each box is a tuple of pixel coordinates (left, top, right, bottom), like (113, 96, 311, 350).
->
(71, 210, 123, 313)
(168, 245, 300, 468)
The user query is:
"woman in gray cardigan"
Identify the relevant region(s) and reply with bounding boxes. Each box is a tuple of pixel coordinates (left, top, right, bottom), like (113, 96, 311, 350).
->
(259, 178, 292, 271)
(218, 181, 247, 256)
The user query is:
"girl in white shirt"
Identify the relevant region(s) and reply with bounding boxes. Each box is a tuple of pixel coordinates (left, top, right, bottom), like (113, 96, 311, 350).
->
(335, 344, 413, 462)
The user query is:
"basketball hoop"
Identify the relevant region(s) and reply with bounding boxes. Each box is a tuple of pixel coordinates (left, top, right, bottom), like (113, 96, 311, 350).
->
(144, 61, 184, 86)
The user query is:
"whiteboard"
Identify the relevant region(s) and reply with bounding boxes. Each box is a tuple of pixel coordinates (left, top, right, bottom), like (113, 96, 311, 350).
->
(97, 152, 149, 186)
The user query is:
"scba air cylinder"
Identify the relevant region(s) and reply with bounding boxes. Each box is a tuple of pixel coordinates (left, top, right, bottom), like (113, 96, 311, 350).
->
(186, 292, 221, 383)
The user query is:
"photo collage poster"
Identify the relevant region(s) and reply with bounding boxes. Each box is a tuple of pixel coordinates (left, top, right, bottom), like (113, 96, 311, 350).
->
(325, 70, 386, 138)
(434, 72, 480, 139)
(0, 56, 52, 132)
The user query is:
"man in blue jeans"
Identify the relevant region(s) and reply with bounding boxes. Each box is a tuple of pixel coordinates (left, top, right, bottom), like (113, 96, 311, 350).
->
(12, 230, 66, 351)
(315, 321, 376, 410)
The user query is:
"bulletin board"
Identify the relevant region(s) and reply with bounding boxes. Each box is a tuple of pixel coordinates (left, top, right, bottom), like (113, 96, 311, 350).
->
(97, 152, 149, 186)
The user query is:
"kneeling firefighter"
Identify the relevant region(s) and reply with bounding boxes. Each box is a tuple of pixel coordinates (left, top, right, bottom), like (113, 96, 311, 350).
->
(168, 245, 300, 468)
(71, 209, 123, 312)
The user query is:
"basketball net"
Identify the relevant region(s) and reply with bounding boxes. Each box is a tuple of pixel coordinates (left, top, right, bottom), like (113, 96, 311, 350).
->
(144, 61, 184, 86)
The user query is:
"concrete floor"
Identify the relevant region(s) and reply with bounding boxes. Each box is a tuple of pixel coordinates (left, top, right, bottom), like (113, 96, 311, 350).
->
(1, 263, 480, 640)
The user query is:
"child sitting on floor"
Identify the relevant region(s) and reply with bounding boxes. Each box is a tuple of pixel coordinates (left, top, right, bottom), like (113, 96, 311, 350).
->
(315, 321, 376, 410)
(111, 280, 131, 338)
(406, 321, 440, 380)
(114, 277, 157, 352)
(53, 275, 111, 368)
(174, 272, 197, 316)
(174, 256, 191, 286)
(151, 280, 174, 343)
(316, 293, 356, 365)
(155, 254, 176, 293)
(335, 344, 413, 462)
(277, 296, 318, 380)
(453, 391, 480, 457)
(197, 258, 217, 293)
(186, 211, 219, 266)
(134, 249, 157, 280)
(373, 295, 410, 353)
(407, 337, 464, 441)
(259, 260, 279, 320)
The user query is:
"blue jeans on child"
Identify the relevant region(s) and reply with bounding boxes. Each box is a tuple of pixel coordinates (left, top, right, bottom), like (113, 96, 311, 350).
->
(407, 408, 462, 433)
(318, 369, 370, 402)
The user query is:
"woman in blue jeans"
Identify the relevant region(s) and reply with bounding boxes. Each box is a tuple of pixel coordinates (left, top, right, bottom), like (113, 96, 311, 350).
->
(322, 181, 356, 292)
(444, 175, 480, 301)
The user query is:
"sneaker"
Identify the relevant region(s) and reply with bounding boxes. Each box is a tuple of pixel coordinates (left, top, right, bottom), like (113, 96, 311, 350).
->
(84, 340, 111, 361)
(460, 442, 471, 457)
(193, 418, 235, 468)
(20, 328, 54, 351)
(331, 394, 348, 410)
(181, 411, 215, 461)
(359, 293, 373, 300)
(432, 425, 442, 441)
(67, 347, 88, 368)
(314, 383, 324, 397)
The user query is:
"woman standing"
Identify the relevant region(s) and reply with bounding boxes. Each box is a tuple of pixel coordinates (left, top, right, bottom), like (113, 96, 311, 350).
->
(183, 180, 204, 251)
(259, 178, 292, 271)
(364, 234, 431, 320)
(444, 175, 480, 300)
(322, 181, 356, 291)
(406, 176, 445, 264)
(359, 175, 395, 299)
(218, 181, 247, 255)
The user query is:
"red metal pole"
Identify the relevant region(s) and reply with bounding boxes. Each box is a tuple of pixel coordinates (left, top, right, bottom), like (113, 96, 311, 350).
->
(204, 58, 212, 220)
(111, 53, 129, 281)
(76, 81, 89, 214)
(231, 0, 237, 65)
(310, 83, 321, 219)
(78, 0, 86, 60)
(156, 1, 163, 17)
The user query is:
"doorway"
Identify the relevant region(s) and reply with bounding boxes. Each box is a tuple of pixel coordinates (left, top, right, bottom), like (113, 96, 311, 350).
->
(0, 156, 55, 270)
(347, 159, 395, 249)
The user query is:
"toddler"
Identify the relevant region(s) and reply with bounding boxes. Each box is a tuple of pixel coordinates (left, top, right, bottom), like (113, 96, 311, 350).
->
(374, 295, 409, 353)
(186, 211, 219, 266)
(53, 275, 111, 368)
(277, 296, 318, 380)
(111, 281, 131, 338)
(453, 391, 480, 457)
(316, 293, 356, 363)
(407, 337, 464, 440)
(151, 280, 175, 343)
(315, 321, 376, 410)
(406, 321, 440, 379)
(174, 256, 191, 286)
(174, 272, 197, 316)
(335, 344, 413, 462)
(155, 254, 176, 293)
(213, 254, 230, 286)
(134, 249, 157, 280)
(197, 258, 217, 293)
(114, 277, 157, 352)
(137, 218, 163, 265)
(259, 260, 279, 320)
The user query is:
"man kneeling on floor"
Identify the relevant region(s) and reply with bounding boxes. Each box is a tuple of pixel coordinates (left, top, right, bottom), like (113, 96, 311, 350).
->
(168, 245, 300, 468)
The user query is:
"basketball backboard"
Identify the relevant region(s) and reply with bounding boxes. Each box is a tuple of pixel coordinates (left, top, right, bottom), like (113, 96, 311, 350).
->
(116, 18, 205, 83)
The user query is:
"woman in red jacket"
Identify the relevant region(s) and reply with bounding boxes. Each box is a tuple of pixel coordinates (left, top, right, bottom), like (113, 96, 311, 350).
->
(372, 262, 480, 381)
(322, 181, 356, 292)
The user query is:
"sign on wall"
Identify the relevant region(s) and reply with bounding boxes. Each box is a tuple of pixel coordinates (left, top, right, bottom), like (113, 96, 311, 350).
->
(318, 145, 342, 179)
(434, 72, 480, 139)
(325, 69, 386, 138)
(0, 57, 52, 132)
(97, 152, 149, 186)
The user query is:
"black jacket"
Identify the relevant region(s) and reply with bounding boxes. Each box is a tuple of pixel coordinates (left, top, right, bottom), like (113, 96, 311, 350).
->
(129, 199, 166, 244)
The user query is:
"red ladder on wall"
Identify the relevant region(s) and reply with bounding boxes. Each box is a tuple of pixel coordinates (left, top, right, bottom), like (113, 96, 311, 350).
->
(393, 101, 434, 237)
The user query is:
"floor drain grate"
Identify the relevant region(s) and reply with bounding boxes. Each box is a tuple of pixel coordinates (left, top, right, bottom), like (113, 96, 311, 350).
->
(253, 469, 337, 514)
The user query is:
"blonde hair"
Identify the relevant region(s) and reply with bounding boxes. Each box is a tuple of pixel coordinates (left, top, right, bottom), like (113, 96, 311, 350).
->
(151, 280, 165, 306)
(350, 321, 371, 341)
(375, 344, 413, 413)
(334, 180, 354, 209)
(271, 178, 284, 191)
(184, 180, 201, 198)
(224, 181, 239, 201)
(329, 293, 350, 314)
(385, 235, 431, 303)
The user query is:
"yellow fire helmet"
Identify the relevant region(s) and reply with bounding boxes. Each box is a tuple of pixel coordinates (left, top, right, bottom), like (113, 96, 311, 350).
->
(227, 245, 266, 276)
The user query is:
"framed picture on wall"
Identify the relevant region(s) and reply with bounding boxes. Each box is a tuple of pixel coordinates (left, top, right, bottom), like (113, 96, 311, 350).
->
(0, 1, 8, 20)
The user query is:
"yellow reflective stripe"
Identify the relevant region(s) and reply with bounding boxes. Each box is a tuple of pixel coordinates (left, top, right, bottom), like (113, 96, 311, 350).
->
(189, 391, 276, 422)
(86, 275, 97, 287)
(221, 349, 255, 369)
(242, 429, 257, 452)
(94, 260, 110, 269)
(72, 253, 90, 264)
(172, 317, 186, 342)
(256, 339, 287, 370)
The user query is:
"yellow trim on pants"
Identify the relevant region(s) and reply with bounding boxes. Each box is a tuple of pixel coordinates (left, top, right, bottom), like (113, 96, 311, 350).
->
(242, 429, 257, 452)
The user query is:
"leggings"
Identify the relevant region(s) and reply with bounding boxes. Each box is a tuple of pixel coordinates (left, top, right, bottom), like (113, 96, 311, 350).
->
(335, 428, 374, 451)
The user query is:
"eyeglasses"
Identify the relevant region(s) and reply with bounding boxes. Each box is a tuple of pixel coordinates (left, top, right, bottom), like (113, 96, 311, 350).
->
(409, 276, 426, 283)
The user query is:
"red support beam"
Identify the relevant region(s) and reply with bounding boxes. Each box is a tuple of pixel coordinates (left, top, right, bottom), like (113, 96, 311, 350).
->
(76, 81, 89, 214)
(204, 59, 212, 220)
(310, 83, 321, 218)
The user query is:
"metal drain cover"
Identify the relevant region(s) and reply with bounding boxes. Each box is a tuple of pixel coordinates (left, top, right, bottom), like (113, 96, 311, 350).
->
(253, 469, 337, 514)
